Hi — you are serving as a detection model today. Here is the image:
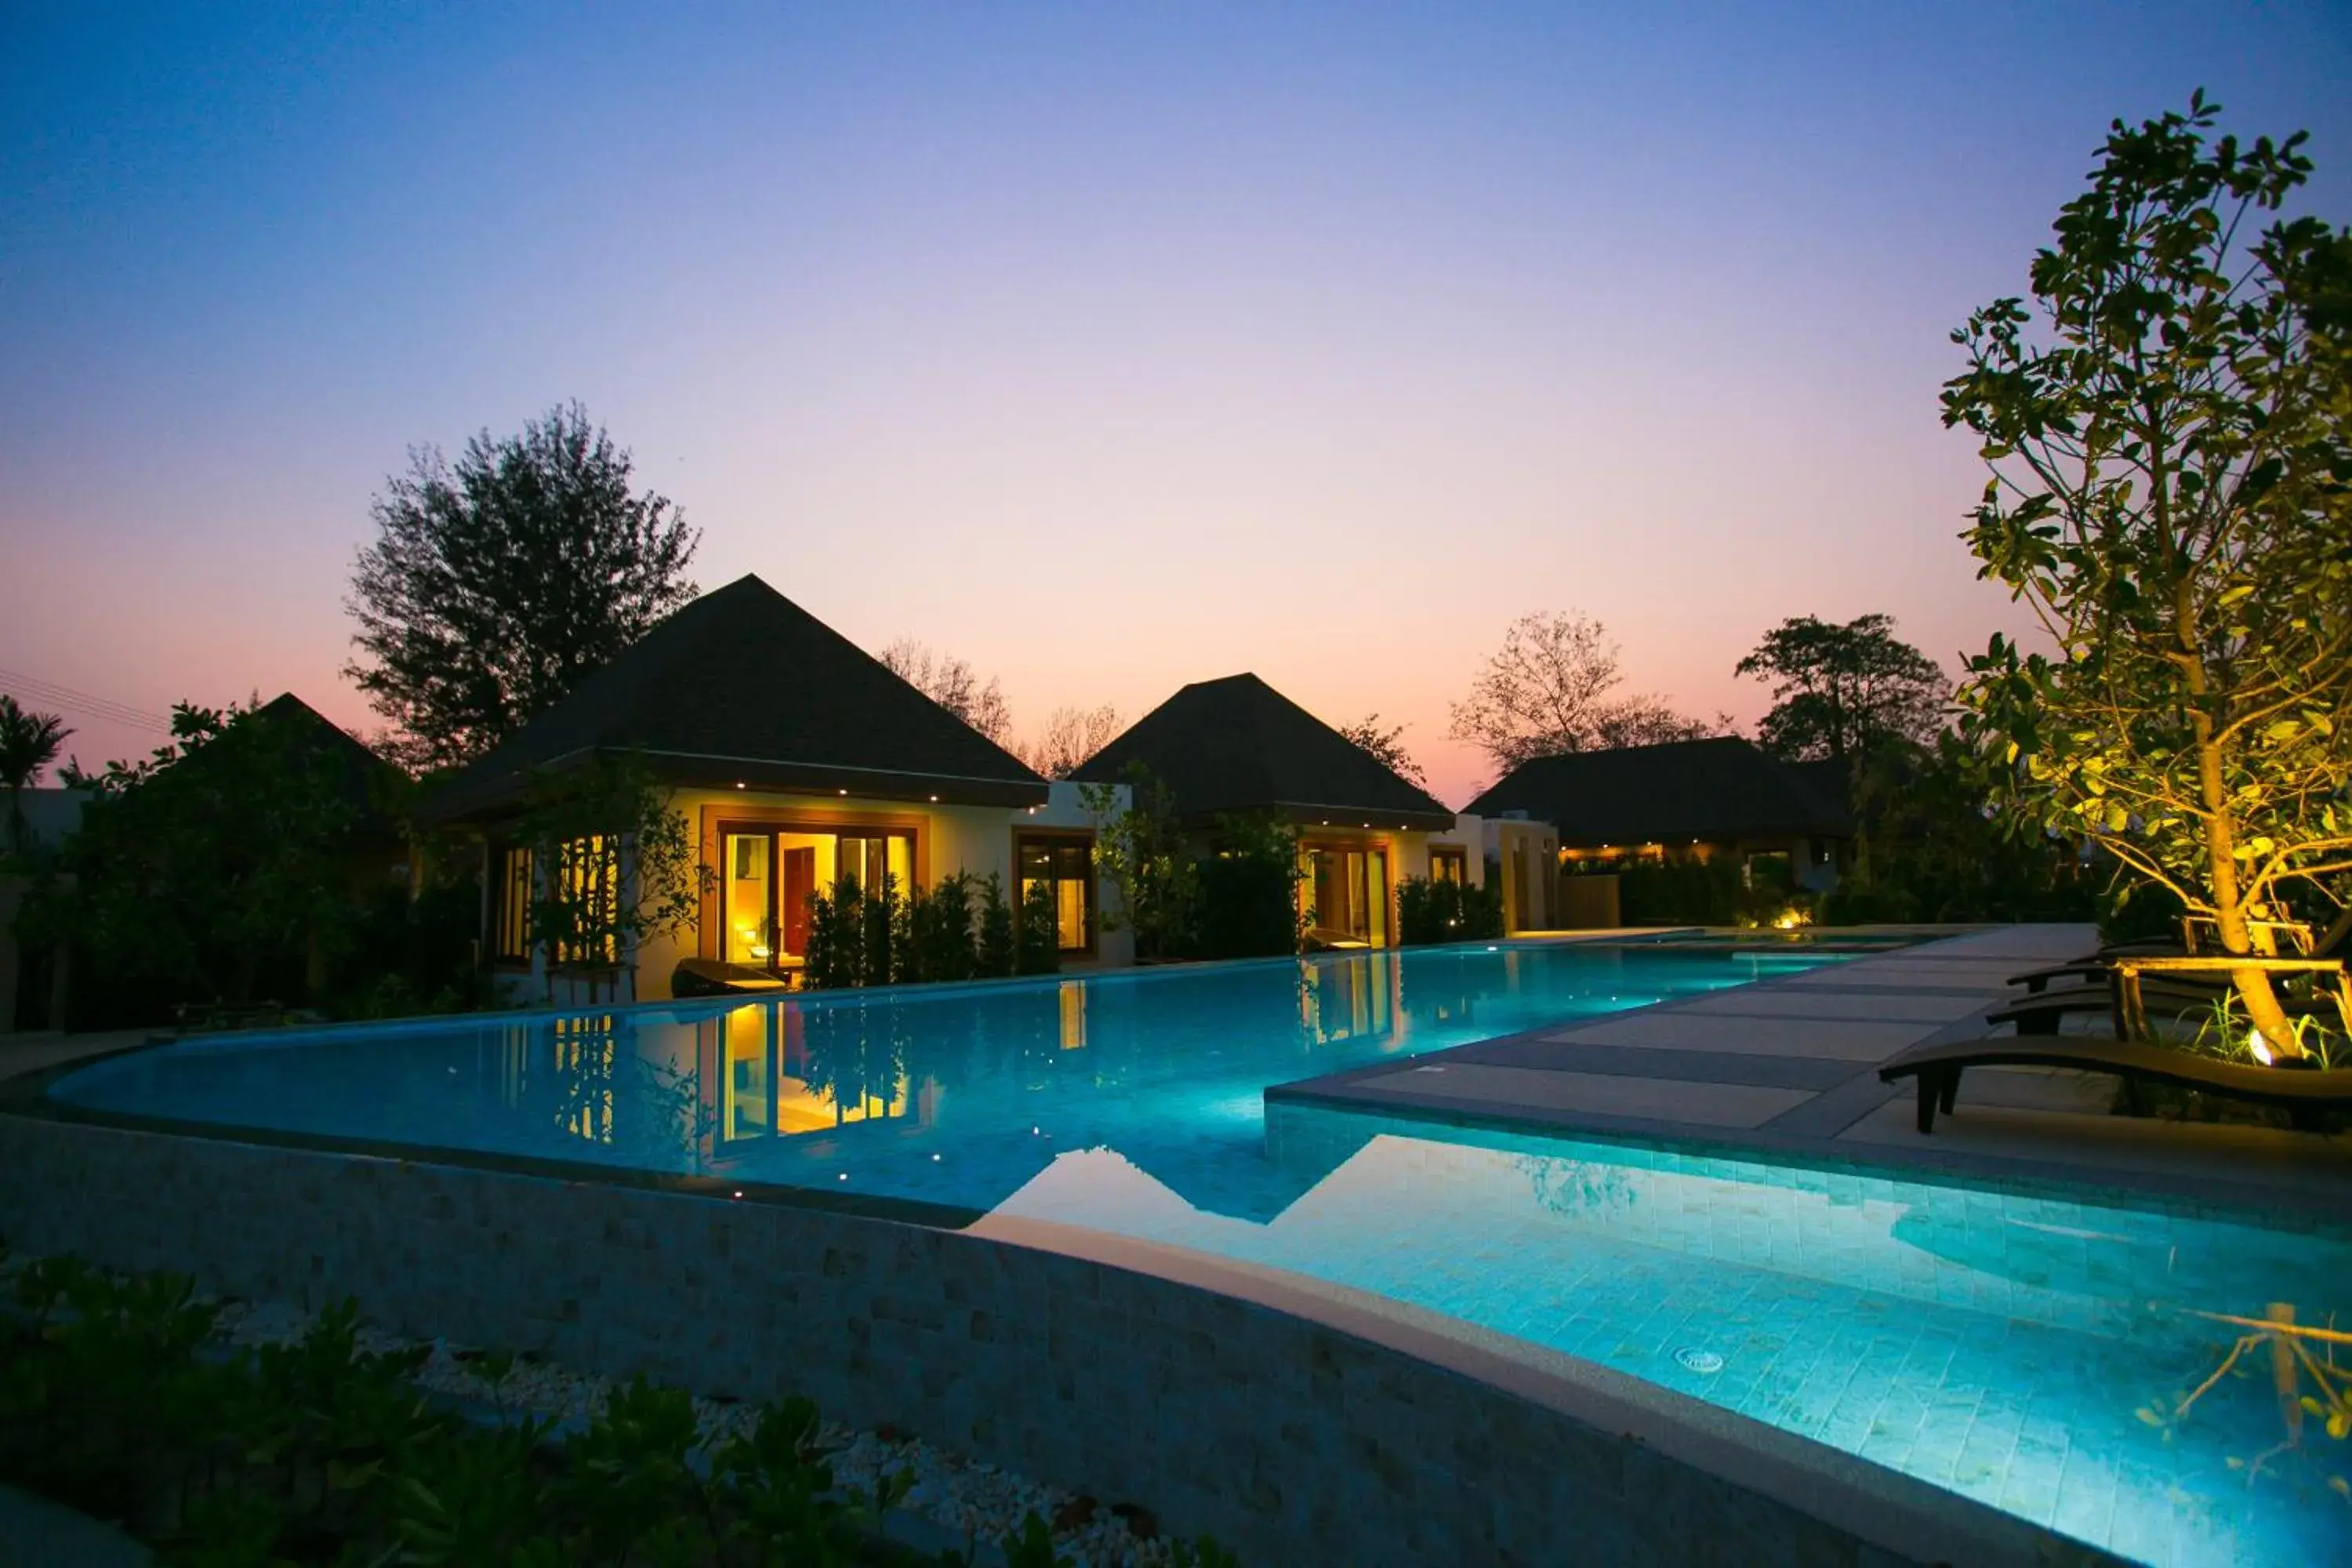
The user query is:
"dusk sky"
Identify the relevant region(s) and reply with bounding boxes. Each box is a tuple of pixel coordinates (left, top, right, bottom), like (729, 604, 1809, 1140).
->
(5, 3, 2348, 805)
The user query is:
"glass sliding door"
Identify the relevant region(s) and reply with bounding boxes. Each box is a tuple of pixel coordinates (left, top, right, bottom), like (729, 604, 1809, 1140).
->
(717, 824, 916, 977)
(724, 833, 775, 964)
(1300, 842, 1392, 948)
(1017, 835, 1094, 953)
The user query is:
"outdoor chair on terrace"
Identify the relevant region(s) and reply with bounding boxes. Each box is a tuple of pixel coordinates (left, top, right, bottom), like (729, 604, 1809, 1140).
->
(1878, 1035, 2352, 1134)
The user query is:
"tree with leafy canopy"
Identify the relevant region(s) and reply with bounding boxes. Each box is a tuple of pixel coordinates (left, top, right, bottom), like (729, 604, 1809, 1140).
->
(1338, 713, 1428, 788)
(0, 695, 72, 857)
(1449, 611, 1721, 773)
(347, 402, 699, 773)
(1737, 614, 1948, 767)
(1944, 92, 2352, 1058)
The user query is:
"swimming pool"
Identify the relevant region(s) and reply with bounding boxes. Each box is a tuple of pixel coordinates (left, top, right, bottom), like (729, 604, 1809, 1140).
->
(50, 941, 2350, 1564)
(52, 940, 1825, 1215)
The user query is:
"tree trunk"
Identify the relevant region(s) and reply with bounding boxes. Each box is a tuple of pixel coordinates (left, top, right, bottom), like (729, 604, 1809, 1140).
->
(2194, 701, 2307, 1061)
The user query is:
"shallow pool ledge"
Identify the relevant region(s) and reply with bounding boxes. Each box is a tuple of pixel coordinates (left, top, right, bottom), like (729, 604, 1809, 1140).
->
(0, 1112, 2118, 1568)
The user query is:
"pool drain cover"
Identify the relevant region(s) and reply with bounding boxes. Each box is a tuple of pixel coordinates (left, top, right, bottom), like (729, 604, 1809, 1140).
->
(1674, 1347, 1725, 1374)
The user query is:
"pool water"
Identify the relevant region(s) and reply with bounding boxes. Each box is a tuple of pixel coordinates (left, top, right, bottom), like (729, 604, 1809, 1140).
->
(52, 942, 2350, 1564)
(53, 942, 1821, 1215)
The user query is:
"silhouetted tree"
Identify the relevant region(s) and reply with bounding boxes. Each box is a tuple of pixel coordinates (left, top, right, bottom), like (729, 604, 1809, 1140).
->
(1015, 702, 1121, 779)
(877, 639, 1014, 744)
(1449, 611, 1720, 771)
(1338, 713, 1428, 788)
(0, 695, 72, 856)
(1736, 614, 1947, 766)
(347, 402, 699, 772)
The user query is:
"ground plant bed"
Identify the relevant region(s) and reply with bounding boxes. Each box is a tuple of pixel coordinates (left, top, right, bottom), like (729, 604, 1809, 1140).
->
(0, 1250, 1235, 1568)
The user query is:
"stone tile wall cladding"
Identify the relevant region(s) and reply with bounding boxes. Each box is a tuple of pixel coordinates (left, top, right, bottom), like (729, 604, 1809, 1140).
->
(0, 1114, 2024, 1568)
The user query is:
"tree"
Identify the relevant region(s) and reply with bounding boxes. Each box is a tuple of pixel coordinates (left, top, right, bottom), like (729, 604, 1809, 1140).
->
(1449, 611, 1720, 771)
(347, 402, 699, 773)
(1015, 703, 1121, 779)
(515, 753, 708, 1004)
(0, 695, 72, 856)
(1944, 93, 2352, 1058)
(1338, 714, 1428, 788)
(1080, 764, 1199, 960)
(41, 702, 366, 1011)
(1736, 615, 1949, 765)
(877, 640, 1013, 744)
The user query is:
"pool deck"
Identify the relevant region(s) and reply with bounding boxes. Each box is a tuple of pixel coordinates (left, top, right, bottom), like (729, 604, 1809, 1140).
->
(1270, 924, 2352, 1218)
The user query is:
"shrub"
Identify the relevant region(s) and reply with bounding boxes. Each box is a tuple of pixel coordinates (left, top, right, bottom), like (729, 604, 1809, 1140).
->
(0, 1250, 1251, 1565)
(976, 873, 1017, 978)
(1196, 813, 1303, 960)
(1014, 877, 1062, 975)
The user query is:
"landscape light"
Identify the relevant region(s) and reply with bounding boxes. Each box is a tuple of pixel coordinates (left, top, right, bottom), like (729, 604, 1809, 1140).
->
(2250, 1029, 2274, 1066)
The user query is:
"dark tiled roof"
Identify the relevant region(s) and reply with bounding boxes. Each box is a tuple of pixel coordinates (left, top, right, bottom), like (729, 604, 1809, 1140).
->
(249, 694, 403, 822)
(132, 694, 402, 835)
(1463, 735, 1850, 844)
(426, 575, 1047, 819)
(1071, 673, 1455, 829)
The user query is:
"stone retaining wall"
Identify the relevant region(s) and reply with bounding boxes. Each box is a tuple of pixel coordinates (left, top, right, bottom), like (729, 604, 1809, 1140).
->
(0, 1112, 2111, 1567)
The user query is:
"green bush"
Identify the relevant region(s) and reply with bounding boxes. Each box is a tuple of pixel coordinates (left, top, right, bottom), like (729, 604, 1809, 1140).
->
(1610, 859, 1743, 924)
(1014, 877, 1062, 976)
(1396, 877, 1507, 946)
(1196, 814, 1303, 960)
(977, 873, 1018, 978)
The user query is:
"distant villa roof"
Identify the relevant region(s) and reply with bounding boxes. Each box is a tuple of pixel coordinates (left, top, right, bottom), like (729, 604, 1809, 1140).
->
(245, 693, 403, 818)
(426, 575, 1047, 818)
(1463, 735, 1850, 845)
(1072, 673, 1455, 830)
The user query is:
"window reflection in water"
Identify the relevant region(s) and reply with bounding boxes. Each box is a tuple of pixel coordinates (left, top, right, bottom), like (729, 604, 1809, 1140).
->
(702, 1003, 920, 1151)
(1058, 982, 1087, 1051)
(1298, 955, 1399, 1047)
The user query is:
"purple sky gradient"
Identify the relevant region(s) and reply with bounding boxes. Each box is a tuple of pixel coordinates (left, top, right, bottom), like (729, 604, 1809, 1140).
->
(5, 4, 2347, 804)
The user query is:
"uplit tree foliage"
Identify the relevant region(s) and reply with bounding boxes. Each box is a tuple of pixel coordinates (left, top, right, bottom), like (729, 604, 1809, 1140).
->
(347, 403, 699, 773)
(877, 639, 1014, 745)
(1736, 614, 1948, 766)
(1945, 93, 2352, 1055)
(1449, 611, 1720, 771)
(1338, 713, 1428, 788)
(1014, 702, 1121, 779)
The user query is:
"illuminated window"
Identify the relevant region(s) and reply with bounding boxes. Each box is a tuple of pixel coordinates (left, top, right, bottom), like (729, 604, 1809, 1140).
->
(1016, 834, 1094, 953)
(550, 835, 619, 967)
(1430, 847, 1468, 885)
(493, 845, 534, 962)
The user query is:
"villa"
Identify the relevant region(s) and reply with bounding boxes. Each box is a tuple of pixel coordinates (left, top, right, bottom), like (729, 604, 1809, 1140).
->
(424, 574, 1131, 1001)
(1465, 734, 1853, 895)
(1073, 673, 1465, 949)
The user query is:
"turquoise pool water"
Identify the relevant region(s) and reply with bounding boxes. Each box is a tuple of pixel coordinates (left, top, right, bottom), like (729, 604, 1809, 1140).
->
(50, 942, 2350, 1564)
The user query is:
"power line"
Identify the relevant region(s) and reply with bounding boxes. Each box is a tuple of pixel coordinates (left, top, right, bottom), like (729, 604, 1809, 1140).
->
(0, 667, 173, 733)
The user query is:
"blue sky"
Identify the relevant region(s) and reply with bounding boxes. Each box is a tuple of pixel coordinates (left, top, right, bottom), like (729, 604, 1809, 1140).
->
(5, 3, 2347, 800)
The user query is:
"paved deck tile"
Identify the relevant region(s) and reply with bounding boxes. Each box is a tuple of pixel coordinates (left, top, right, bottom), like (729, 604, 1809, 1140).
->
(1351, 1063, 1814, 1127)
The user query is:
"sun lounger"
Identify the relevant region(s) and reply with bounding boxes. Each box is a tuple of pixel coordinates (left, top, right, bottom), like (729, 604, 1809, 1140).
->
(1989, 977, 2234, 1035)
(1878, 1036, 2352, 1134)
